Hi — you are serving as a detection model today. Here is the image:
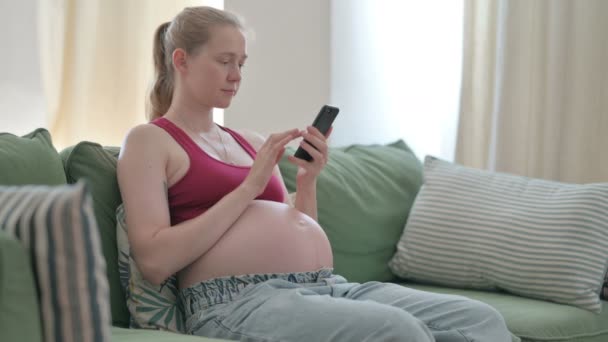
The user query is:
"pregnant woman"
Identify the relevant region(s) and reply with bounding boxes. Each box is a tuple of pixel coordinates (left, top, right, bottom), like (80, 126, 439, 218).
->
(117, 6, 516, 342)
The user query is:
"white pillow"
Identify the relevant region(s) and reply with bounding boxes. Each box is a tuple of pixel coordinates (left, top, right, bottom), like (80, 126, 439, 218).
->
(389, 156, 608, 313)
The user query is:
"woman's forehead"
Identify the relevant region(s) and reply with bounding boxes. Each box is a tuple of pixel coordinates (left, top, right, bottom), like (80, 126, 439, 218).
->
(204, 25, 247, 56)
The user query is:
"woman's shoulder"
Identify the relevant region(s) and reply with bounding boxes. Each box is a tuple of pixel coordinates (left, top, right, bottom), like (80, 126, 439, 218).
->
(119, 123, 172, 160)
(123, 122, 169, 146)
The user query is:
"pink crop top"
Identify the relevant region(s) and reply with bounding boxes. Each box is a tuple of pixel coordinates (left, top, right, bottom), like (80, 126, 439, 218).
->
(152, 117, 285, 225)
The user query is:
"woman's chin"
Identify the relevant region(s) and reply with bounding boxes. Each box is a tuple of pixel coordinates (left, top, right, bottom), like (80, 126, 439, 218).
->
(214, 101, 231, 109)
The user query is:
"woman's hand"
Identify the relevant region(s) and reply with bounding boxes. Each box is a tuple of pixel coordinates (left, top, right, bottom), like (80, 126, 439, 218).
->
(287, 126, 333, 184)
(242, 128, 302, 196)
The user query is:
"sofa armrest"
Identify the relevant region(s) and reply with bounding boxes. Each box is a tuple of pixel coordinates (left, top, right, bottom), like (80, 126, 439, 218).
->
(0, 230, 43, 342)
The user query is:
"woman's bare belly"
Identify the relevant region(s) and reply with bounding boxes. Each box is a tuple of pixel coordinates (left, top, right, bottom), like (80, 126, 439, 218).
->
(178, 200, 334, 289)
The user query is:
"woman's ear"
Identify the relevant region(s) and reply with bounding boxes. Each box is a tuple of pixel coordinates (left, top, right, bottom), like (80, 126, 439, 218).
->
(172, 48, 188, 75)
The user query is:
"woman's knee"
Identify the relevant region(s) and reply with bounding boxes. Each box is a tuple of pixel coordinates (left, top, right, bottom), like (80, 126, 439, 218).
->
(462, 299, 512, 341)
(468, 299, 505, 323)
(362, 308, 434, 342)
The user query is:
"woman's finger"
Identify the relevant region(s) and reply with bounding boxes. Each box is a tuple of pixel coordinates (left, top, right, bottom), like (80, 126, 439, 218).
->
(301, 132, 327, 155)
(266, 129, 300, 146)
(299, 140, 324, 163)
(261, 129, 300, 156)
(274, 147, 286, 164)
(273, 131, 302, 152)
(287, 155, 309, 168)
(280, 128, 301, 139)
(306, 126, 326, 140)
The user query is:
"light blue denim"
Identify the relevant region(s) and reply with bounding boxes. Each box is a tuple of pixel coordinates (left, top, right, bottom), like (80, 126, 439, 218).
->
(178, 268, 519, 342)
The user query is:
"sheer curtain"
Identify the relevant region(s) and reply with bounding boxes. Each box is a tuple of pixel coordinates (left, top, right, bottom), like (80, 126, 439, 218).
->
(38, 0, 221, 149)
(456, 0, 608, 183)
(330, 0, 464, 161)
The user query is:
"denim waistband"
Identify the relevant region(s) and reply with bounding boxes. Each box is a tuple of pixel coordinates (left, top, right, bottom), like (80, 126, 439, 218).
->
(179, 268, 335, 318)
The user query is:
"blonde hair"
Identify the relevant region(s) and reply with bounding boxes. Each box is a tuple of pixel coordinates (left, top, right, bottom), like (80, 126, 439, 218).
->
(147, 6, 245, 121)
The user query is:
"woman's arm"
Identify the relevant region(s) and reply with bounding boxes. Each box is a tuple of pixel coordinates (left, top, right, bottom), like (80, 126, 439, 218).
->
(117, 124, 259, 285)
(292, 178, 318, 221)
(287, 125, 333, 221)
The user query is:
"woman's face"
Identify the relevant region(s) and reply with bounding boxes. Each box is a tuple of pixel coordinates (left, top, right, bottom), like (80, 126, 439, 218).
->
(181, 25, 247, 109)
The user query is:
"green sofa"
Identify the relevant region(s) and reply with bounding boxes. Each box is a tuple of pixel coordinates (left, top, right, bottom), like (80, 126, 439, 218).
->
(1, 128, 608, 342)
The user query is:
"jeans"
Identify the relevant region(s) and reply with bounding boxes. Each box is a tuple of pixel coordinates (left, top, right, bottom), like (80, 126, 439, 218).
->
(178, 268, 519, 342)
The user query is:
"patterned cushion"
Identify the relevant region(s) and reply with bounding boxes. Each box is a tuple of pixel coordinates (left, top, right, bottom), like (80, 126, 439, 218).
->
(116, 204, 185, 332)
(0, 181, 111, 342)
(389, 156, 608, 313)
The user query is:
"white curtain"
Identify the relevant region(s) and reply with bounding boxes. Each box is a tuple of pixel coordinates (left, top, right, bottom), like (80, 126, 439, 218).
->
(38, 0, 217, 149)
(456, 0, 608, 183)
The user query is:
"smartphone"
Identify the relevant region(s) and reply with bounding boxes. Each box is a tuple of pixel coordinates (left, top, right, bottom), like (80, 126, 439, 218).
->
(294, 105, 340, 162)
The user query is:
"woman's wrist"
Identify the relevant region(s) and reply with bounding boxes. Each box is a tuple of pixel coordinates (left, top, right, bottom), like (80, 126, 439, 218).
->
(296, 177, 317, 192)
(237, 182, 261, 200)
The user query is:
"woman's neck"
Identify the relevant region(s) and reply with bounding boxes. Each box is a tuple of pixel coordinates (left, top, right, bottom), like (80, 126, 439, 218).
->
(164, 100, 216, 134)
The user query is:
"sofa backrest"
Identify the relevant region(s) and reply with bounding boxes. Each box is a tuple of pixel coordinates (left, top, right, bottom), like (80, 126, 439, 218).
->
(0, 129, 67, 186)
(59, 142, 130, 327)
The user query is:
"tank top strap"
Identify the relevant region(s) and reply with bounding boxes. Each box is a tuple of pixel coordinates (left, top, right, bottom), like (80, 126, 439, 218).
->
(221, 126, 259, 158)
(151, 117, 200, 155)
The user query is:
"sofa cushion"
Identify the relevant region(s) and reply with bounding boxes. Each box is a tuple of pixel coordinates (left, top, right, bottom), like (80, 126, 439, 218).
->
(603, 274, 608, 300)
(60, 142, 129, 327)
(0, 181, 111, 342)
(112, 326, 226, 341)
(279, 140, 424, 282)
(0, 128, 66, 185)
(401, 282, 608, 342)
(389, 156, 608, 312)
(116, 204, 184, 332)
(0, 230, 43, 342)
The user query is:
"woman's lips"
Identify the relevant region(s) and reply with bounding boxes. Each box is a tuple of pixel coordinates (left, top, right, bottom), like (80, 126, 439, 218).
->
(222, 89, 236, 96)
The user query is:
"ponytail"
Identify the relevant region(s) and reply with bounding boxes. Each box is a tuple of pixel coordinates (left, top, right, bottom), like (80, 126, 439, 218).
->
(147, 22, 173, 121)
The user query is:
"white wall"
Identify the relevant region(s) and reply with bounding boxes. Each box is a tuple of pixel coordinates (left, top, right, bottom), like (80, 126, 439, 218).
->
(330, 0, 463, 160)
(0, 0, 46, 136)
(329, 1, 386, 147)
(223, 0, 330, 144)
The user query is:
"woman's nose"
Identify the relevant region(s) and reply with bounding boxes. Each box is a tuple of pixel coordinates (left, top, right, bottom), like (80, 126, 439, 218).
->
(228, 65, 242, 82)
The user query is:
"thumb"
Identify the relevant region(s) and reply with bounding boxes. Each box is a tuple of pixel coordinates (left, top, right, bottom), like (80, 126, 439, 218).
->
(275, 147, 286, 164)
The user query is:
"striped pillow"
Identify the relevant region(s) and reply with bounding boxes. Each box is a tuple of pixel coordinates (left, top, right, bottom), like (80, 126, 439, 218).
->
(0, 181, 111, 342)
(389, 156, 608, 313)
